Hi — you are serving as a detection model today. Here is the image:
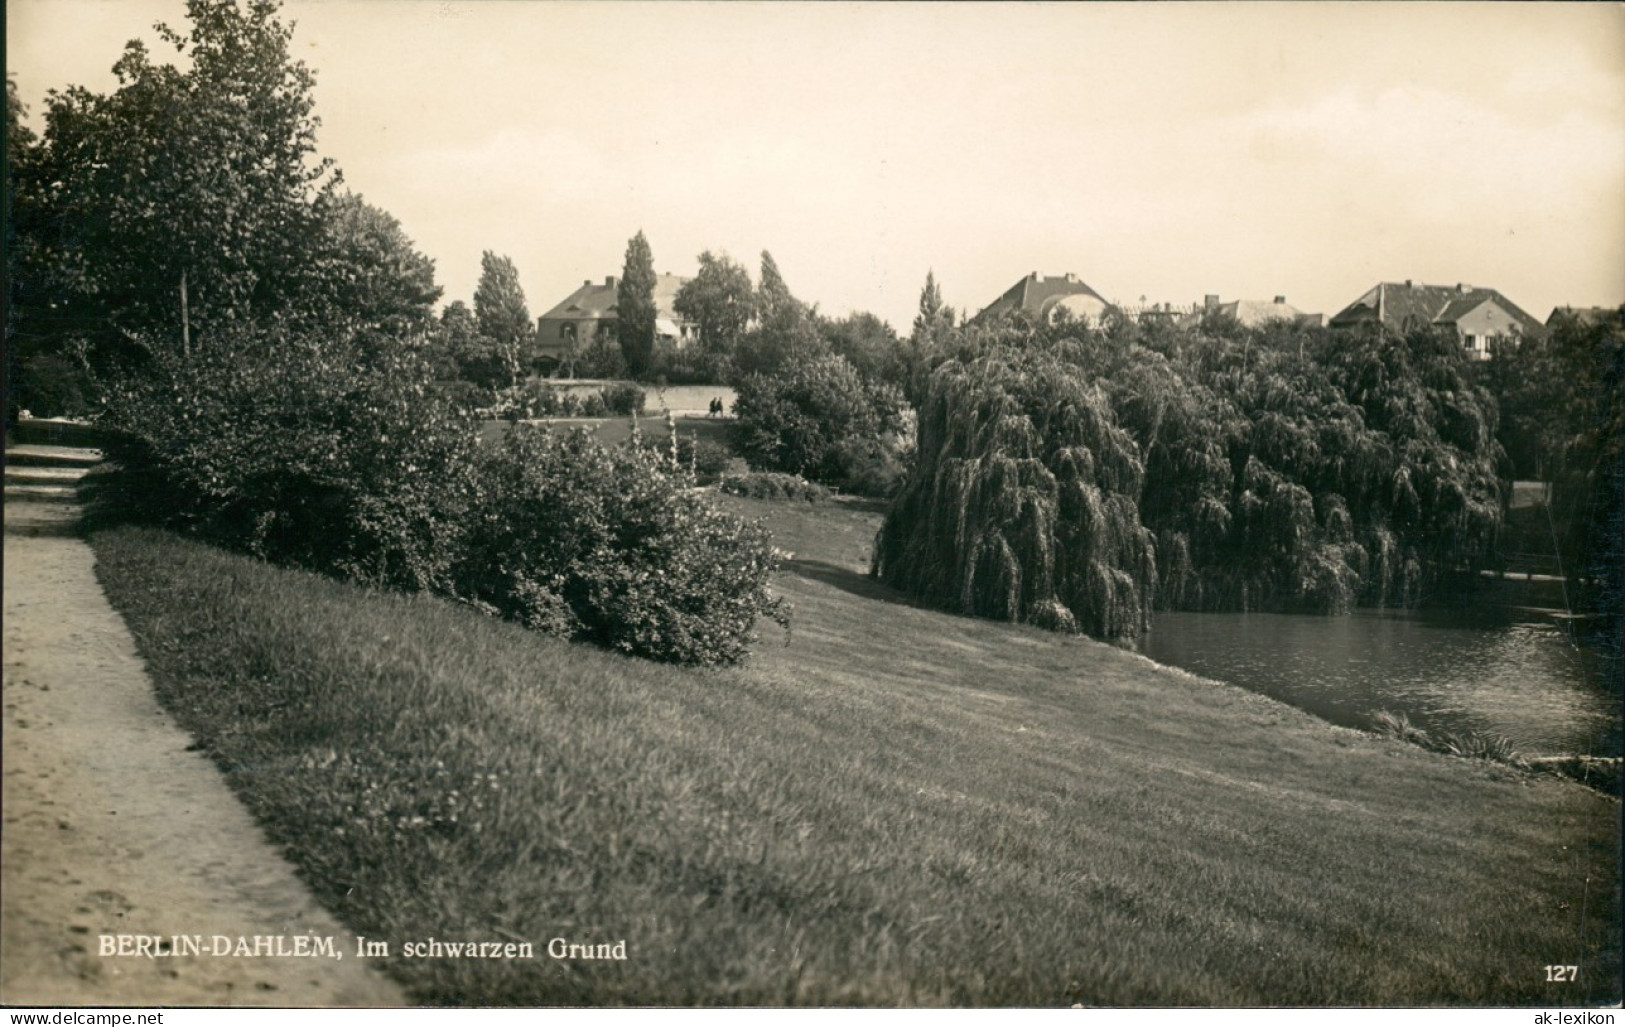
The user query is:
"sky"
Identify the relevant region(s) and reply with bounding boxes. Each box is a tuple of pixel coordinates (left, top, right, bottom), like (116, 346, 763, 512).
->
(8, 1, 1625, 330)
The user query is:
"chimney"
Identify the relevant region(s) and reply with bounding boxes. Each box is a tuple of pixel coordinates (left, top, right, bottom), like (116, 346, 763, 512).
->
(1274, 295, 1286, 305)
(1204, 294, 1219, 310)
(583, 279, 591, 287)
(1064, 272, 1078, 283)
(1404, 279, 1414, 288)
(1456, 283, 1469, 293)
(605, 276, 617, 289)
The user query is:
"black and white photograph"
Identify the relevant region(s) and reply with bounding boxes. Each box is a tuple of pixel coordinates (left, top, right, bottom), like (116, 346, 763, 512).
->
(3, 0, 1621, 1014)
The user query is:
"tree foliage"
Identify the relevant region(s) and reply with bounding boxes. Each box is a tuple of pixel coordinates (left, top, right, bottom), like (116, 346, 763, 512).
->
(431, 299, 508, 394)
(473, 251, 531, 386)
(905, 269, 958, 402)
(731, 353, 913, 496)
(673, 250, 755, 361)
(875, 339, 1156, 643)
(820, 311, 907, 389)
(617, 230, 658, 377)
(458, 426, 790, 665)
(314, 191, 441, 341)
(732, 250, 826, 377)
(877, 314, 1514, 644)
(11, 0, 338, 368)
(1522, 310, 1625, 642)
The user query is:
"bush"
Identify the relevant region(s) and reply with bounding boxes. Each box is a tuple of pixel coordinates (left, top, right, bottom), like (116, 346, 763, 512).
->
(636, 429, 737, 485)
(98, 326, 479, 593)
(457, 425, 790, 665)
(685, 438, 737, 484)
(600, 382, 646, 416)
(731, 354, 913, 496)
(719, 472, 830, 503)
(15, 351, 95, 419)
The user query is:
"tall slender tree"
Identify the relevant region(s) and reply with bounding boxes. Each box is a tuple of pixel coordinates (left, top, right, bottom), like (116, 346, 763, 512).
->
(617, 230, 658, 377)
(474, 251, 531, 387)
(906, 270, 957, 403)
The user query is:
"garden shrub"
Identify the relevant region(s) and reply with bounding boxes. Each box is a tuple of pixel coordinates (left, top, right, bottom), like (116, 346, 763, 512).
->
(719, 472, 831, 503)
(636, 431, 737, 485)
(685, 438, 738, 484)
(457, 425, 789, 665)
(731, 354, 914, 497)
(98, 326, 479, 593)
(15, 351, 95, 419)
(600, 382, 647, 416)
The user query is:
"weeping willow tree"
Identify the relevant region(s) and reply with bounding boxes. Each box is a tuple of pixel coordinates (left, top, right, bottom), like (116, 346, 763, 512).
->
(1112, 322, 1503, 614)
(873, 337, 1156, 645)
(876, 311, 1508, 639)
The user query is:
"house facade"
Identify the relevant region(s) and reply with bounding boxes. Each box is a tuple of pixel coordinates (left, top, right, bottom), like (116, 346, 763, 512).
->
(1329, 281, 1543, 359)
(970, 272, 1115, 327)
(535, 273, 698, 364)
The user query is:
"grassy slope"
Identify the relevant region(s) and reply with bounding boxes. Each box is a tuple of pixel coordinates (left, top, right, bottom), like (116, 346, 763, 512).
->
(87, 495, 1620, 1006)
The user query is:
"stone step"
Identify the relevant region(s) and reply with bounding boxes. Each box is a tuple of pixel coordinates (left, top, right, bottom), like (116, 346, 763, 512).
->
(5, 483, 79, 503)
(6, 417, 106, 448)
(4, 444, 103, 468)
(5, 465, 90, 486)
(2, 501, 81, 537)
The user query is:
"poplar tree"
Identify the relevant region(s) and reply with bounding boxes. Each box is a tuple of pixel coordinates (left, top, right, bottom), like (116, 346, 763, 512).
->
(616, 230, 658, 377)
(474, 251, 531, 386)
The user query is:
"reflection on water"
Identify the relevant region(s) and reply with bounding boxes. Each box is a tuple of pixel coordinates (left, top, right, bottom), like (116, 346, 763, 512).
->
(1144, 607, 1621, 757)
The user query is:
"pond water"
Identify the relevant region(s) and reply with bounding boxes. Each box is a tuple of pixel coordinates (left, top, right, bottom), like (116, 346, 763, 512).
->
(1143, 607, 1620, 758)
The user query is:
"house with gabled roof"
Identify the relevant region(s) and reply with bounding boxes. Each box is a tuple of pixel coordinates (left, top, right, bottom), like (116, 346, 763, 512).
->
(1546, 305, 1621, 329)
(1180, 294, 1323, 330)
(535, 273, 697, 364)
(1329, 280, 1544, 359)
(971, 272, 1115, 327)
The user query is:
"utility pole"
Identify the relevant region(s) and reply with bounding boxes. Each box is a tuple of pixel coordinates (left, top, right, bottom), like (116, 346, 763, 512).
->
(180, 271, 191, 358)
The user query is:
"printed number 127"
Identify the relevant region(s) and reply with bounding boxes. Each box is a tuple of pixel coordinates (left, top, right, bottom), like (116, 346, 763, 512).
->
(1545, 965, 1578, 982)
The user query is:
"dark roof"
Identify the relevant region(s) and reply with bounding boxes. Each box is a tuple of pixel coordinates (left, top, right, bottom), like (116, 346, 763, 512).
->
(537, 273, 691, 323)
(1181, 298, 1323, 329)
(1546, 305, 1622, 327)
(972, 272, 1110, 324)
(1329, 281, 1544, 336)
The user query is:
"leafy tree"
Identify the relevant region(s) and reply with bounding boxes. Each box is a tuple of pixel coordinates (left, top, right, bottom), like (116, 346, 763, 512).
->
(1533, 310, 1624, 634)
(6, 75, 41, 421)
(432, 300, 507, 392)
(4, 75, 32, 164)
(673, 250, 755, 361)
(874, 337, 1156, 644)
(820, 310, 906, 388)
(617, 230, 658, 377)
(757, 250, 795, 324)
(473, 251, 531, 387)
(11, 0, 339, 372)
(313, 191, 441, 342)
(733, 250, 826, 377)
(732, 354, 913, 496)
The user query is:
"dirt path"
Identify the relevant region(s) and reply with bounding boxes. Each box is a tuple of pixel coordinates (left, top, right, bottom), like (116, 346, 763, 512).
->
(2, 459, 404, 1007)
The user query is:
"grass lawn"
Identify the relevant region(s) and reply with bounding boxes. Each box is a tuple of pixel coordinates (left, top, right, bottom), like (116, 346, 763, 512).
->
(87, 494, 1621, 1006)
